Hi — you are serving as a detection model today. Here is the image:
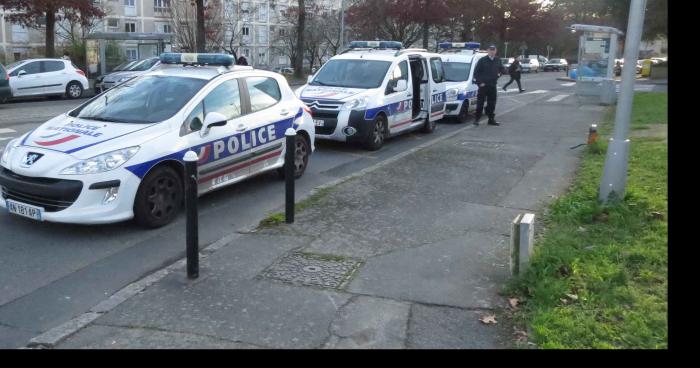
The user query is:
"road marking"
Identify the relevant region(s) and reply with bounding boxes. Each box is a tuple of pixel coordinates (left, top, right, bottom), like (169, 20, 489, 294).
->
(547, 94, 570, 102)
(561, 82, 576, 87)
(0, 137, 15, 141)
(498, 88, 520, 94)
(0, 128, 17, 134)
(522, 90, 548, 95)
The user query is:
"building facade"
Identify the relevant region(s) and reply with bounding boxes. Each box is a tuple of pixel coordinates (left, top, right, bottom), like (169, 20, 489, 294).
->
(1, 0, 342, 68)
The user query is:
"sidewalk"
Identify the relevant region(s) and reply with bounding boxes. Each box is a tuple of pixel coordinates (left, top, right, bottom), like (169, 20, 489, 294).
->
(52, 94, 604, 349)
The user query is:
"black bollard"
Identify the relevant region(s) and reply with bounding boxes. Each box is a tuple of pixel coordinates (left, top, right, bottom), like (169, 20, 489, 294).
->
(285, 128, 296, 224)
(183, 151, 199, 279)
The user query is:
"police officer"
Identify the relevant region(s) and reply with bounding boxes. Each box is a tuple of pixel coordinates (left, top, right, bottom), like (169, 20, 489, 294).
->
(473, 45, 503, 126)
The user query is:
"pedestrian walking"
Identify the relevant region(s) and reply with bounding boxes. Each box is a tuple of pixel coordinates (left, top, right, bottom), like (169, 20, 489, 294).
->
(503, 55, 525, 93)
(472, 45, 503, 126)
(236, 56, 248, 66)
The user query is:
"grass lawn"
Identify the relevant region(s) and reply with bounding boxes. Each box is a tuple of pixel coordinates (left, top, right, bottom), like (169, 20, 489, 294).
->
(507, 92, 668, 349)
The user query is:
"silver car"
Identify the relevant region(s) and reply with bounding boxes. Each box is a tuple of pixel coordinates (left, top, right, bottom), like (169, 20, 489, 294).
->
(100, 57, 161, 92)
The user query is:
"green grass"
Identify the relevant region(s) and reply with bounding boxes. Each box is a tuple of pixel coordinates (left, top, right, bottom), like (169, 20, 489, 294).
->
(257, 185, 337, 228)
(507, 92, 668, 349)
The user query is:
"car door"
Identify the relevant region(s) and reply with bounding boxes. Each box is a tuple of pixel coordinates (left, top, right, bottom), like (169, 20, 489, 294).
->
(180, 78, 252, 193)
(40, 60, 68, 95)
(242, 76, 290, 174)
(428, 57, 447, 121)
(384, 60, 412, 134)
(9, 61, 42, 97)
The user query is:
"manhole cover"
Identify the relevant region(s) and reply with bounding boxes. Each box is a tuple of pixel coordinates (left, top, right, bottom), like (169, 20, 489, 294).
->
(260, 252, 362, 290)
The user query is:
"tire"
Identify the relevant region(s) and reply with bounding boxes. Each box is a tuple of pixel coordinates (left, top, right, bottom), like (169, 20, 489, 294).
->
(363, 115, 386, 151)
(277, 134, 311, 179)
(134, 165, 184, 228)
(421, 115, 437, 133)
(66, 81, 83, 99)
(456, 102, 469, 124)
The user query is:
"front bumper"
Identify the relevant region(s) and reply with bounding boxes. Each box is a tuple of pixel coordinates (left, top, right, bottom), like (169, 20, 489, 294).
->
(312, 108, 376, 144)
(444, 100, 465, 116)
(0, 166, 141, 224)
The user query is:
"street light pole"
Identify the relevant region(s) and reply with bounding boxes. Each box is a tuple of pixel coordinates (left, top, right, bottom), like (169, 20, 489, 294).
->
(504, 41, 509, 58)
(339, 0, 345, 51)
(599, 0, 648, 203)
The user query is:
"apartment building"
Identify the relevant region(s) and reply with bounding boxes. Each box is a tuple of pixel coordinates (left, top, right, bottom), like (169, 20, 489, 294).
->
(1, 0, 342, 68)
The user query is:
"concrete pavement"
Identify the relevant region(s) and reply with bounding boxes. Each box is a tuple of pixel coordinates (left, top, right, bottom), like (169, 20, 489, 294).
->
(50, 86, 604, 349)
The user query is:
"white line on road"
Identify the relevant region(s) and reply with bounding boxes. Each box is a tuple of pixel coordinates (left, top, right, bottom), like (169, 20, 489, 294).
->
(498, 88, 520, 94)
(522, 90, 549, 95)
(0, 128, 17, 134)
(561, 82, 576, 87)
(547, 94, 570, 102)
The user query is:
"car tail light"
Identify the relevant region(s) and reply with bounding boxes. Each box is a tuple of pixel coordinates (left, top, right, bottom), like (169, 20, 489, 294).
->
(76, 69, 86, 76)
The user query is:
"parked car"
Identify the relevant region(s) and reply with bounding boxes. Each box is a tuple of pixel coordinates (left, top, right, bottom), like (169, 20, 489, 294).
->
(614, 59, 643, 76)
(274, 67, 295, 75)
(520, 58, 540, 73)
(0, 63, 11, 103)
(94, 60, 139, 94)
(4, 58, 89, 99)
(543, 58, 568, 72)
(99, 57, 161, 92)
(500, 57, 514, 74)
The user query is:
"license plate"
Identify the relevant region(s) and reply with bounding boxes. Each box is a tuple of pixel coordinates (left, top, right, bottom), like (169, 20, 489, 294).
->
(5, 199, 44, 221)
(314, 119, 325, 127)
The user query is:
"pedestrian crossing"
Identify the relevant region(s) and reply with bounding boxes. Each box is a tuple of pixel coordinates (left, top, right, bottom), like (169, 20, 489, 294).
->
(561, 82, 576, 87)
(547, 94, 570, 102)
(615, 84, 656, 93)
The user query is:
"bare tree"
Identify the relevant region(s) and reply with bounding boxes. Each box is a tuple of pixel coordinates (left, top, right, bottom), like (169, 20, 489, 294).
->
(168, 0, 222, 52)
(294, 0, 306, 78)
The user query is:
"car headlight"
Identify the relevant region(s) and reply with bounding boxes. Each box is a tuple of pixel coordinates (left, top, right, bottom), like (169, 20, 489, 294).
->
(447, 88, 459, 101)
(342, 97, 369, 111)
(1, 138, 19, 166)
(60, 146, 140, 175)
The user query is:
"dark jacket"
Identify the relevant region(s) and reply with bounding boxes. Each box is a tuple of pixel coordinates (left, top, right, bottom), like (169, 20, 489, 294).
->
(473, 56, 503, 86)
(509, 60, 522, 77)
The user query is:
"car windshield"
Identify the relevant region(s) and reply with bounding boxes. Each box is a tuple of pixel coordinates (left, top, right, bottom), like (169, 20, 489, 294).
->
(128, 58, 159, 71)
(113, 61, 136, 71)
(443, 62, 471, 82)
(69, 75, 208, 124)
(310, 59, 391, 89)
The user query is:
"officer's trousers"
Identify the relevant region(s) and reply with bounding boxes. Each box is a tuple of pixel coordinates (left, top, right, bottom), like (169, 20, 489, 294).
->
(476, 84, 497, 120)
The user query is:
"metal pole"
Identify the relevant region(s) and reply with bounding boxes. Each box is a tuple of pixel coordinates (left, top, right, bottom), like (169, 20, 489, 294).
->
(183, 150, 199, 279)
(599, 0, 647, 203)
(504, 42, 508, 58)
(285, 128, 296, 224)
(339, 0, 345, 51)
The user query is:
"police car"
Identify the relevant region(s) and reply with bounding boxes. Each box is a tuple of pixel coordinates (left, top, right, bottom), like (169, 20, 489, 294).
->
(438, 42, 487, 124)
(296, 41, 447, 151)
(0, 53, 315, 228)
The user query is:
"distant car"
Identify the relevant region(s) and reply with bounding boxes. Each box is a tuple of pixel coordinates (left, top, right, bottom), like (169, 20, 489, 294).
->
(99, 57, 161, 92)
(94, 60, 139, 94)
(273, 67, 294, 75)
(614, 59, 643, 76)
(500, 58, 514, 74)
(4, 58, 89, 99)
(543, 58, 568, 72)
(0, 63, 11, 103)
(520, 58, 540, 73)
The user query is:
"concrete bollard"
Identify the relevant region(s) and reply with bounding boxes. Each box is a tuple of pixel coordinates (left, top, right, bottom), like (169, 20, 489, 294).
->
(510, 213, 536, 276)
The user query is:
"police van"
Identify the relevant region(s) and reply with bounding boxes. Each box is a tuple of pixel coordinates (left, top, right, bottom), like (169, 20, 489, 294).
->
(0, 53, 315, 228)
(438, 42, 487, 124)
(296, 41, 447, 150)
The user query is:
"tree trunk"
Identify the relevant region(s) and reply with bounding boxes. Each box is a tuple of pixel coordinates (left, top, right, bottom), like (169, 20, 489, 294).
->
(196, 0, 206, 52)
(422, 20, 429, 49)
(45, 10, 56, 58)
(294, 0, 306, 79)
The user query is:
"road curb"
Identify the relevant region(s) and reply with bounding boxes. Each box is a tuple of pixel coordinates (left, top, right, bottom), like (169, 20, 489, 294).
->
(23, 91, 556, 349)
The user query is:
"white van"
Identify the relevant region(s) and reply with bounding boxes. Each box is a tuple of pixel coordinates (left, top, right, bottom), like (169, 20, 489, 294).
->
(295, 41, 447, 150)
(438, 42, 488, 124)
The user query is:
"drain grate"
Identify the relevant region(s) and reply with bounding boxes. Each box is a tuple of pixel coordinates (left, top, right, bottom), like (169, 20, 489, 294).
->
(260, 252, 362, 290)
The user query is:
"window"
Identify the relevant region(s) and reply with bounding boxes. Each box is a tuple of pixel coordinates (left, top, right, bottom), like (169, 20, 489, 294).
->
(186, 80, 242, 133)
(10, 61, 40, 76)
(43, 61, 65, 73)
(156, 22, 172, 33)
(124, 0, 135, 6)
(154, 0, 171, 11)
(257, 49, 267, 65)
(443, 62, 471, 82)
(246, 77, 281, 113)
(242, 26, 250, 36)
(278, 6, 288, 22)
(11, 24, 28, 43)
(256, 26, 267, 44)
(386, 61, 408, 94)
(107, 18, 119, 28)
(125, 22, 136, 32)
(311, 60, 391, 89)
(126, 49, 138, 61)
(430, 58, 444, 83)
(258, 3, 268, 22)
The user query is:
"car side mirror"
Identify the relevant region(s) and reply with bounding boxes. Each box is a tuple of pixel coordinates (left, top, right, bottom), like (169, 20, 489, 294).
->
(307, 75, 314, 84)
(394, 79, 408, 92)
(17, 70, 26, 77)
(200, 112, 228, 138)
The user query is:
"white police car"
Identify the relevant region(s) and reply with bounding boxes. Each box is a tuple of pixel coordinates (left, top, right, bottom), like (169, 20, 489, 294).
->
(295, 41, 447, 150)
(0, 53, 315, 228)
(439, 42, 487, 124)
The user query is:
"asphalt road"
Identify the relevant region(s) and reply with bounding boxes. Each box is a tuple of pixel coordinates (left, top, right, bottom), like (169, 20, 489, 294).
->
(0, 72, 662, 348)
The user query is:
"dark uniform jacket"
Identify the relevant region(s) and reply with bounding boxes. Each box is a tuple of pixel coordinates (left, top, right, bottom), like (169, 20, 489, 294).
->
(473, 56, 503, 86)
(509, 60, 522, 76)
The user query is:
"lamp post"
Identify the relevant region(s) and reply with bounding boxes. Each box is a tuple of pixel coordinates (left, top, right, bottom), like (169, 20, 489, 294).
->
(339, 0, 345, 51)
(504, 41, 509, 58)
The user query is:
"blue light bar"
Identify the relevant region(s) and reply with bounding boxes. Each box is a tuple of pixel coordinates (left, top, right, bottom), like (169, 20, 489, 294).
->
(349, 41, 403, 50)
(439, 42, 481, 50)
(159, 53, 235, 67)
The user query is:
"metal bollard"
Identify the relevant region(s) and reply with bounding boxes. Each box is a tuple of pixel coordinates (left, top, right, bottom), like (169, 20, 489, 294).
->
(588, 124, 599, 145)
(285, 128, 296, 224)
(183, 150, 199, 279)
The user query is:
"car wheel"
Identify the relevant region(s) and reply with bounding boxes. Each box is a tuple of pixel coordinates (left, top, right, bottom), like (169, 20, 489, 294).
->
(364, 115, 386, 151)
(421, 115, 437, 133)
(277, 134, 311, 179)
(457, 102, 469, 124)
(134, 165, 183, 228)
(66, 81, 83, 99)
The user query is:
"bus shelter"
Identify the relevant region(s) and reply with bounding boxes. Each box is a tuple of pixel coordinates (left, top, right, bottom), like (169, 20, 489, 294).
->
(569, 24, 624, 105)
(83, 32, 173, 79)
